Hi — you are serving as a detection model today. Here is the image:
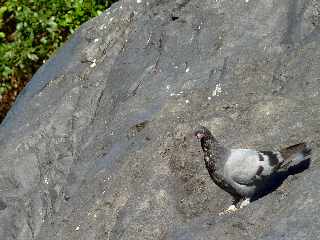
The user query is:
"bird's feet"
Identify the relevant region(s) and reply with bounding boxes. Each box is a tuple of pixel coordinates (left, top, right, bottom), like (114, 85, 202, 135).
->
(218, 198, 251, 215)
(239, 198, 250, 209)
(218, 204, 238, 216)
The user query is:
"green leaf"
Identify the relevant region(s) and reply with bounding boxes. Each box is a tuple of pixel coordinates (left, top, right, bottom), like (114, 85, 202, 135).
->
(16, 22, 23, 31)
(40, 37, 48, 44)
(27, 53, 39, 61)
(2, 66, 12, 77)
(0, 0, 117, 102)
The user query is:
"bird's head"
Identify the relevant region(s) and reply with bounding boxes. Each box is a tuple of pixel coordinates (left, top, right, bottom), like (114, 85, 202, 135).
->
(194, 126, 213, 141)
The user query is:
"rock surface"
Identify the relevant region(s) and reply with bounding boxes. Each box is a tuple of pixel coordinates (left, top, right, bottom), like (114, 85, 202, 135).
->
(1, 0, 320, 239)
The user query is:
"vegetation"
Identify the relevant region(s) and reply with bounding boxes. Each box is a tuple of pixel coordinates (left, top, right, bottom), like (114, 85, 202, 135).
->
(0, 0, 116, 122)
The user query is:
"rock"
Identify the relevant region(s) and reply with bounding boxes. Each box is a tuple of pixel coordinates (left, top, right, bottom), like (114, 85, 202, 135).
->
(1, 0, 320, 239)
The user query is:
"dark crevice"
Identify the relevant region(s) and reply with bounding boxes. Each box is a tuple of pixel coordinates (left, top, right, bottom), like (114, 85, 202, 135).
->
(171, 15, 179, 21)
(0, 198, 7, 211)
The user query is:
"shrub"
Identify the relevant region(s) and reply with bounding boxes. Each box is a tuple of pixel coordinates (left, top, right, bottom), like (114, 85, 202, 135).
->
(0, 0, 115, 96)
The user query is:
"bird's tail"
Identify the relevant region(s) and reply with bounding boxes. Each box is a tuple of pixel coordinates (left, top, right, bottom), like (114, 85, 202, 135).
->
(279, 143, 311, 168)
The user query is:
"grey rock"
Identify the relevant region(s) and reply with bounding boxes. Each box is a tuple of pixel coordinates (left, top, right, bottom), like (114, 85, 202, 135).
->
(1, 0, 320, 239)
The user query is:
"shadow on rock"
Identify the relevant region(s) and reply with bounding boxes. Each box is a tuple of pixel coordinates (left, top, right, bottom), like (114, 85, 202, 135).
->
(252, 148, 312, 202)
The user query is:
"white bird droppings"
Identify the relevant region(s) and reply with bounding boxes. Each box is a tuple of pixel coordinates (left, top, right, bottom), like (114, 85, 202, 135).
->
(94, 38, 99, 43)
(185, 99, 190, 104)
(44, 177, 49, 185)
(75, 226, 80, 231)
(208, 96, 212, 100)
(137, 0, 142, 3)
(212, 83, 222, 96)
(185, 67, 190, 73)
(146, 35, 151, 44)
(90, 59, 97, 68)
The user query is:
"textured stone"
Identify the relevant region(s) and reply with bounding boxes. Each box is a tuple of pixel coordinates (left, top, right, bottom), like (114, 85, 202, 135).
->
(1, 0, 320, 239)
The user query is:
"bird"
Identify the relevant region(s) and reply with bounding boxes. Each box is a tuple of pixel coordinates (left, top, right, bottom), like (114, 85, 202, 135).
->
(194, 125, 311, 215)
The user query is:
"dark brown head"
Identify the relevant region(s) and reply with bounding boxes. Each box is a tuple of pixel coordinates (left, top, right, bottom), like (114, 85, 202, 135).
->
(194, 126, 213, 141)
(194, 125, 218, 157)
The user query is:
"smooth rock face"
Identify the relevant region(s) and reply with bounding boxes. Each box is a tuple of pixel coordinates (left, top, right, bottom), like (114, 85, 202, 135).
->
(1, 0, 320, 239)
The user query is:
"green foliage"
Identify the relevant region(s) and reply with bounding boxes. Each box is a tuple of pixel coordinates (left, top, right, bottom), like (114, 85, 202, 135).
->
(0, 0, 115, 95)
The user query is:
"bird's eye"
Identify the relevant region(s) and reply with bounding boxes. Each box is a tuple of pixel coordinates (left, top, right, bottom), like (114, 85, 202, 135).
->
(196, 133, 204, 139)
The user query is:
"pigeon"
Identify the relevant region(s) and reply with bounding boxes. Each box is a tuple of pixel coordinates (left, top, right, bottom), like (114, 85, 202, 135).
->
(194, 125, 310, 214)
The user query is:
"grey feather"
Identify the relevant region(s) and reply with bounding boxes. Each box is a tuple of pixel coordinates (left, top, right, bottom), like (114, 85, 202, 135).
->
(194, 126, 311, 205)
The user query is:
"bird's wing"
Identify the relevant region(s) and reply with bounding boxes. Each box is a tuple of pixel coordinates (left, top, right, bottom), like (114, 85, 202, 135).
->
(225, 149, 277, 186)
